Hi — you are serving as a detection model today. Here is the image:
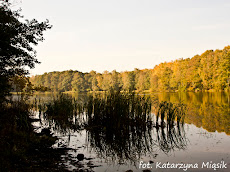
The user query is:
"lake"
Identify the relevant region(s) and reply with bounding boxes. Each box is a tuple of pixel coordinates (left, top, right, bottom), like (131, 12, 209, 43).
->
(30, 91, 230, 172)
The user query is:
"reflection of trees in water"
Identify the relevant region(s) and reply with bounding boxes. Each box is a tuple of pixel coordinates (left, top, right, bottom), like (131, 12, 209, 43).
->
(189, 103, 230, 135)
(154, 92, 230, 135)
(32, 91, 230, 168)
(36, 92, 187, 163)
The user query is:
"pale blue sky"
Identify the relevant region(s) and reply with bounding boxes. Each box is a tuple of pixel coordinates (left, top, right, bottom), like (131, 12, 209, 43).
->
(17, 0, 230, 75)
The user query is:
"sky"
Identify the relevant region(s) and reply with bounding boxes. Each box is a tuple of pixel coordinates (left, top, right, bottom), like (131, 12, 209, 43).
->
(14, 0, 230, 75)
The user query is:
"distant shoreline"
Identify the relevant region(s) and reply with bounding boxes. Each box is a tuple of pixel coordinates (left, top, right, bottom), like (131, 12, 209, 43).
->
(10, 89, 230, 95)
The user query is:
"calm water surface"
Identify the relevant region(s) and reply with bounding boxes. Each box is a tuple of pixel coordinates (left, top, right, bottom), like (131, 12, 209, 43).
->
(31, 92, 230, 172)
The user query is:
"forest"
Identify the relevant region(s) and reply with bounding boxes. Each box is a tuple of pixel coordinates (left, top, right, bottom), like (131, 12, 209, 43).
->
(29, 46, 230, 93)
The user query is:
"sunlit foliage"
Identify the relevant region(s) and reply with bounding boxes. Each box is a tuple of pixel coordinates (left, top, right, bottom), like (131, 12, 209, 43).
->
(30, 46, 230, 93)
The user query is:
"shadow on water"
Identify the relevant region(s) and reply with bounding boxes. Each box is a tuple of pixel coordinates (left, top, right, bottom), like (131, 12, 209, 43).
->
(35, 90, 188, 169)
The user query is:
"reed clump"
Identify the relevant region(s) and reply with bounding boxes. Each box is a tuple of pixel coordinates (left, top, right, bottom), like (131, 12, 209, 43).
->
(85, 90, 154, 163)
(85, 90, 152, 129)
(39, 94, 83, 133)
(85, 91, 187, 162)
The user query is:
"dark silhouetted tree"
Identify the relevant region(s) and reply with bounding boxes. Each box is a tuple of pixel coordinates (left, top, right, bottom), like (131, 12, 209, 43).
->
(0, 1, 51, 102)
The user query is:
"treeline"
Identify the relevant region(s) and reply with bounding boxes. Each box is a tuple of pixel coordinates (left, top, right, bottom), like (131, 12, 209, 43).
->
(30, 46, 230, 92)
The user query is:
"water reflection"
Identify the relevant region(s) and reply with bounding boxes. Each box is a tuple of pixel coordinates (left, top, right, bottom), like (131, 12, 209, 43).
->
(152, 92, 230, 135)
(31, 91, 230, 171)
(87, 116, 187, 164)
(35, 92, 187, 165)
(32, 91, 230, 136)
